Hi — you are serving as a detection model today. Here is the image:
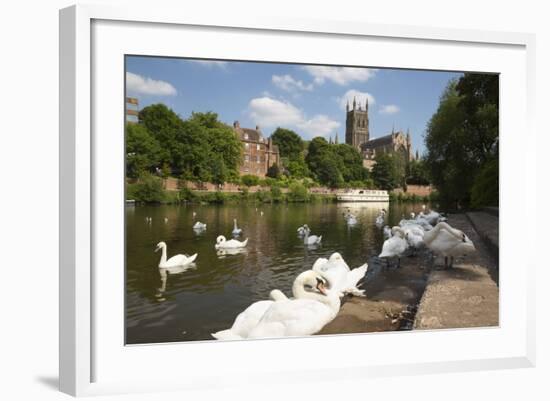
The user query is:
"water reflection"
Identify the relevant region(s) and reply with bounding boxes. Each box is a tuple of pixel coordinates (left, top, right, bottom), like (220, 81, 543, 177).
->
(126, 201, 428, 344)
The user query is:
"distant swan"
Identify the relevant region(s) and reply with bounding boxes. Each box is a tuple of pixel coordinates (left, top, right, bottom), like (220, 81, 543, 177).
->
(312, 252, 368, 297)
(423, 222, 476, 268)
(232, 219, 242, 236)
(193, 221, 206, 229)
(212, 270, 340, 340)
(155, 241, 197, 269)
(302, 225, 322, 245)
(379, 226, 408, 268)
(215, 235, 248, 250)
(297, 225, 307, 236)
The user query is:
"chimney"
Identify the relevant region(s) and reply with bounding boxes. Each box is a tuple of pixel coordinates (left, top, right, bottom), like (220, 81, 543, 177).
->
(256, 125, 260, 131)
(233, 120, 240, 128)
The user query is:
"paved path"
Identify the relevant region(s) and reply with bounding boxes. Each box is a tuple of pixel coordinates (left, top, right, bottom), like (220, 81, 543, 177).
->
(414, 213, 499, 330)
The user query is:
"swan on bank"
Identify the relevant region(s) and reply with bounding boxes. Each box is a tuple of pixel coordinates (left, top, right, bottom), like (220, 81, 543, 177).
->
(312, 252, 368, 297)
(423, 222, 476, 268)
(155, 241, 197, 269)
(211, 270, 340, 340)
(379, 226, 408, 268)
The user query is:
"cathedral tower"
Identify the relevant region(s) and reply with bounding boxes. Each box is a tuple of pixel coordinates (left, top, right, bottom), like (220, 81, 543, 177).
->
(345, 97, 370, 151)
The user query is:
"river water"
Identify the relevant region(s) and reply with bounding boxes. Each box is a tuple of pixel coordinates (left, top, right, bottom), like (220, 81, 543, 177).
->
(126, 201, 427, 344)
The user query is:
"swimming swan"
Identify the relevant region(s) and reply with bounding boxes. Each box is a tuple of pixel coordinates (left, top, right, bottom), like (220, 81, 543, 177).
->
(423, 222, 476, 268)
(379, 226, 408, 267)
(155, 241, 197, 269)
(215, 235, 248, 250)
(212, 271, 340, 340)
(297, 225, 307, 236)
(232, 219, 242, 236)
(312, 252, 368, 297)
(303, 225, 322, 245)
(193, 221, 207, 230)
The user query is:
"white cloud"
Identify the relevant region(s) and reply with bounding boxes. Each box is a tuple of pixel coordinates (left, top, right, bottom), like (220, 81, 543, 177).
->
(247, 96, 340, 139)
(302, 66, 376, 86)
(272, 74, 313, 92)
(296, 115, 340, 138)
(337, 89, 375, 111)
(187, 60, 228, 69)
(379, 104, 400, 115)
(126, 72, 177, 96)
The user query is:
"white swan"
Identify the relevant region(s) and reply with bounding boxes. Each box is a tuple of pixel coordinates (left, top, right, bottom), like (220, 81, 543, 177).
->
(212, 271, 340, 340)
(193, 221, 207, 229)
(164, 217, 168, 223)
(297, 225, 307, 236)
(312, 252, 368, 297)
(402, 224, 425, 249)
(215, 235, 248, 250)
(303, 225, 322, 245)
(383, 225, 392, 239)
(232, 219, 242, 236)
(375, 210, 386, 227)
(379, 226, 408, 268)
(418, 210, 445, 225)
(345, 213, 358, 225)
(423, 222, 476, 268)
(155, 241, 197, 269)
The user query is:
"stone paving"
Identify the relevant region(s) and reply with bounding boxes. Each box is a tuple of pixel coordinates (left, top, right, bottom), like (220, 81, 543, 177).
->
(413, 213, 499, 330)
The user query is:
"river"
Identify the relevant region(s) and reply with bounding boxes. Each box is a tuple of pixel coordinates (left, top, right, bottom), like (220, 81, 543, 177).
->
(126, 201, 428, 344)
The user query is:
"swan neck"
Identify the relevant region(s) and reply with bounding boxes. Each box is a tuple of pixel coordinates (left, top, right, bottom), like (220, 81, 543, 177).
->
(160, 245, 167, 265)
(292, 280, 340, 313)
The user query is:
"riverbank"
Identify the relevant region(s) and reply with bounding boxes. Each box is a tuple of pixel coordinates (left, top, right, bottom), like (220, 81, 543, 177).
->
(319, 212, 499, 334)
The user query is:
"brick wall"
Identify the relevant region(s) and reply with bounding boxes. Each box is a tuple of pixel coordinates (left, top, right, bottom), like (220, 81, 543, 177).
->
(392, 184, 434, 196)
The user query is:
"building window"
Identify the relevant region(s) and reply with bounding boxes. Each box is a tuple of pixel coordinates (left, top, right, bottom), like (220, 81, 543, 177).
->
(245, 143, 249, 149)
(257, 144, 261, 151)
(244, 133, 249, 140)
(257, 156, 261, 163)
(245, 155, 249, 162)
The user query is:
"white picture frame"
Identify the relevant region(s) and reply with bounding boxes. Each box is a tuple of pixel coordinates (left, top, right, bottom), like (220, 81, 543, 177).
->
(59, 3, 536, 397)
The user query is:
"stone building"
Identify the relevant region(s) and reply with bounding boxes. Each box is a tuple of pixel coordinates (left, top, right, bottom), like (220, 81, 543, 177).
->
(344, 96, 414, 170)
(233, 121, 280, 177)
(361, 128, 413, 170)
(345, 97, 370, 151)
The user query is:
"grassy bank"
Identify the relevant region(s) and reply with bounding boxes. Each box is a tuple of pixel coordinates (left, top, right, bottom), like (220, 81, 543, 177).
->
(126, 181, 336, 205)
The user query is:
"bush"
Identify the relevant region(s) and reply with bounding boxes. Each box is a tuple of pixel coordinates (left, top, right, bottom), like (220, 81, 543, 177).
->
(133, 174, 165, 203)
(241, 174, 260, 187)
(270, 185, 283, 202)
(179, 186, 196, 202)
(470, 158, 498, 208)
(255, 190, 272, 203)
(287, 182, 310, 202)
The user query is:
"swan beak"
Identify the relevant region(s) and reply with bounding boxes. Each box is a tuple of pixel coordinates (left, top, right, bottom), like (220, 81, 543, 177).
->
(154, 246, 160, 252)
(316, 278, 328, 295)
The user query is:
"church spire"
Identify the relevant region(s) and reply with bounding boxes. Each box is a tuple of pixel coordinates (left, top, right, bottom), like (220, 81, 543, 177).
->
(353, 96, 356, 110)
(346, 99, 349, 112)
(365, 98, 369, 111)
(335, 132, 339, 144)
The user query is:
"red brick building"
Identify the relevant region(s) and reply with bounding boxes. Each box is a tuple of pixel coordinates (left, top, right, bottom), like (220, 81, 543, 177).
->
(233, 121, 280, 177)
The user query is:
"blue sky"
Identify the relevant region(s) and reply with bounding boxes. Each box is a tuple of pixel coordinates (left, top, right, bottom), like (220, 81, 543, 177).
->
(126, 56, 462, 154)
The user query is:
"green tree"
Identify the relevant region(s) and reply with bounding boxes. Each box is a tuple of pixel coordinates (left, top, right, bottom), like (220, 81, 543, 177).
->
(266, 163, 281, 179)
(241, 174, 260, 187)
(125, 124, 163, 178)
(133, 173, 165, 203)
(210, 155, 228, 186)
(271, 128, 304, 160)
(317, 156, 344, 188)
(138, 104, 183, 165)
(371, 153, 399, 190)
(287, 182, 310, 202)
(407, 158, 430, 185)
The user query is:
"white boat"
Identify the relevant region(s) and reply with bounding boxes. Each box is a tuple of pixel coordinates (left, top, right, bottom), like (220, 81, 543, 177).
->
(336, 189, 389, 202)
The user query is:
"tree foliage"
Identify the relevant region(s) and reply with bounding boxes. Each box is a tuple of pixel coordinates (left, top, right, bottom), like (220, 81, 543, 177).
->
(371, 153, 400, 190)
(424, 73, 498, 208)
(271, 128, 304, 160)
(125, 123, 163, 178)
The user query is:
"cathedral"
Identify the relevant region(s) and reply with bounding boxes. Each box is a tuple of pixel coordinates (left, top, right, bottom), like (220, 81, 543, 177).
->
(344, 97, 414, 170)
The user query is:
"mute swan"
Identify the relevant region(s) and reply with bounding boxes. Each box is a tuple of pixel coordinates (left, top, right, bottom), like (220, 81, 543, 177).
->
(345, 213, 358, 225)
(402, 224, 425, 249)
(312, 252, 368, 297)
(375, 210, 386, 227)
(418, 210, 445, 225)
(303, 225, 322, 245)
(379, 226, 408, 268)
(193, 221, 207, 229)
(164, 217, 168, 223)
(297, 225, 307, 236)
(212, 271, 338, 340)
(232, 219, 242, 236)
(423, 222, 476, 268)
(383, 225, 392, 239)
(215, 235, 248, 250)
(155, 241, 197, 269)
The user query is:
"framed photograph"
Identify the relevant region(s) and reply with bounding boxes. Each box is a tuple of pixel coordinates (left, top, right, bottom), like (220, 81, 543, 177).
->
(60, 4, 536, 396)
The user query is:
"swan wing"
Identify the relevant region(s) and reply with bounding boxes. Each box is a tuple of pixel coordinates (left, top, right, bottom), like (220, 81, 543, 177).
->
(312, 257, 329, 272)
(212, 300, 273, 340)
(163, 254, 188, 267)
(249, 299, 332, 338)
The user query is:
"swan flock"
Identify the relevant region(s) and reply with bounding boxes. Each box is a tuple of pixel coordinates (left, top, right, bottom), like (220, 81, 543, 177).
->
(147, 204, 476, 341)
